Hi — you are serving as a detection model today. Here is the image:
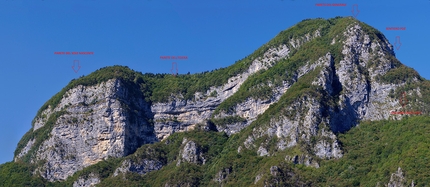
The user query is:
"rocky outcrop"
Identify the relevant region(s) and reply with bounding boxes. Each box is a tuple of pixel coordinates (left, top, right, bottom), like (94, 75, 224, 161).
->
(229, 18, 429, 177)
(243, 95, 343, 159)
(17, 79, 157, 181)
(254, 174, 263, 184)
(269, 166, 280, 176)
(14, 139, 35, 161)
(151, 33, 322, 140)
(176, 138, 206, 166)
(241, 54, 343, 159)
(150, 47, 287, 140)
(264, 164, 309, 186)
(73, 173, 100, 187)
(237, 21, 427, 160)
(213, 31, 323, 135)
(330, 23, 397, 132)
(285, 154, 319, 168)
(113, 159, 163, 176)
(214, 167, 231, 184)
(386, 167, 416, 187)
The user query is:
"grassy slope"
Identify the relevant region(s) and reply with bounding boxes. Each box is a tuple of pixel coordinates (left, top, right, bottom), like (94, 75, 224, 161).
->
(309, 116, 430, 186)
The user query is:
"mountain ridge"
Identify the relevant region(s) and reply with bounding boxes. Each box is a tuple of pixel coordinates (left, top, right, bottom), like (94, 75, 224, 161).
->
(3, 16, 430, 186)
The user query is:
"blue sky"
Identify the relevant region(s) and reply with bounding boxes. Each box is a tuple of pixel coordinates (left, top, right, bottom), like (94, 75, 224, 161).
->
(0, 0, 429, 164)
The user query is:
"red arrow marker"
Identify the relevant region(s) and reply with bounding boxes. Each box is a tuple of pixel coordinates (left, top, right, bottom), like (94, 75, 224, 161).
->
(72, 60, 81, 73)
(394, 36, 402, 50)
(351, 4, 359, 18)
(171, 62, 178, 76)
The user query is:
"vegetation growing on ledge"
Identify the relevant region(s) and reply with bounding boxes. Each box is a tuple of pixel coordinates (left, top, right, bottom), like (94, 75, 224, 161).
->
(15, 110, 68, 163)
(210, 116, 247, 127)
(381, 64, 422, 84)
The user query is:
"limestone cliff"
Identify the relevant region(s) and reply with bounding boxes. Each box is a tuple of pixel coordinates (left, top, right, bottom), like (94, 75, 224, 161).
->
(15, 79, 157, 181)
(11, 17, 429, 184)
(229, 21, 424, 161)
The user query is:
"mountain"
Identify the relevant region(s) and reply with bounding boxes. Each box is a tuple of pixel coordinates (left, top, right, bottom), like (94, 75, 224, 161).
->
(1, 16, 430, 186)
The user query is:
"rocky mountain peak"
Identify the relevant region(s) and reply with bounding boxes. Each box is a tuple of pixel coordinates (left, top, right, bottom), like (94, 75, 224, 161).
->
(7, 17, 429, 185)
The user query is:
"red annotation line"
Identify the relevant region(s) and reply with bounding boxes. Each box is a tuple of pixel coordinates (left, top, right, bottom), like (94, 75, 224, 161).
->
(390, 111, 422, 115)
(160, 56, 188, 60)
(54, 52, 94, 55)
(351, 4, 359, 18)
(72, 60, 81, 73)
(160, 56, 187, 76)
(386, 27, 406, 30)
(171, 62, 178, 76)
(390, 92, 421, 115)
(316, 3, 346, 6)
(394, 36, 402, 50)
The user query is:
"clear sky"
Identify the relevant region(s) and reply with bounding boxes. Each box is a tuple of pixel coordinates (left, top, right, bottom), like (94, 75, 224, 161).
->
(0, 0, 429, 164)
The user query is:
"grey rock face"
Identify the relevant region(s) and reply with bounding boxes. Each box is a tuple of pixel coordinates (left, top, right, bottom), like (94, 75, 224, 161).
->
(17, 52, 284, 180)
(270, 166, 280, 176)
(15, 139, 35, 161)
(387, 167, 408, 187)
(244, 95, 343, 159)
(286, 154, 319, 168)
(150, 44, 289, 140)
(113, 159, 163, 176)
(18, 79, 157, 181)
(214, 167, 231, 184)
(330, 23, 397, 132)
(254, 174, 263, 184)
(241, 54, 343, 159)
(239, 23, 425, 160)
(72, 173, 100, 187)
(151, 33, 320, 140)
(257, 146, 269, 156)
(213, 31, 323, 135)
(177, 138, 205, 166)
